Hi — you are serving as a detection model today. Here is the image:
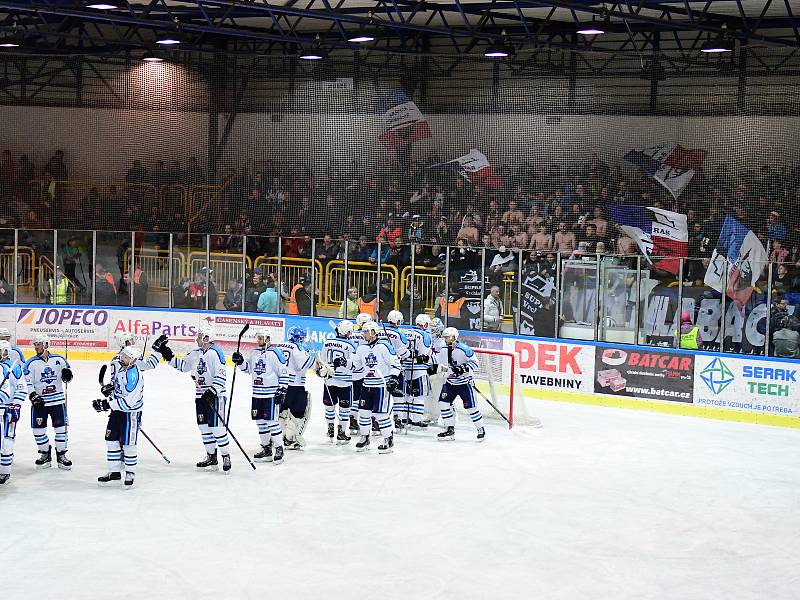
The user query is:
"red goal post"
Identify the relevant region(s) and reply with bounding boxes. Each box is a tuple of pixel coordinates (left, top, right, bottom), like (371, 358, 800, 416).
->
(472, 347, 541, 429)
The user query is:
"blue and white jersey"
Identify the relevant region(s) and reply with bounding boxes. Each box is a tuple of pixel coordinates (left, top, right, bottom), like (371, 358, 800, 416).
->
(352, 340, 401, 388)
(109, 351, 159, 381)
(0, 358, 27, 407)
(352, 328, 369, 347)
(272, 341, 315, 386)
(171, 344, 227, 399)
(402, 327, 433, 380)
(379, 325, 410, 362)
(444, 342, 478, 386)
(430, 337, 446, 366)
(110, 363, 144, 412)
(24, 353, 71, 406)
(239, 345, 289, 398)
(9, 344, 25, 365)
(321, 336, 358, 388)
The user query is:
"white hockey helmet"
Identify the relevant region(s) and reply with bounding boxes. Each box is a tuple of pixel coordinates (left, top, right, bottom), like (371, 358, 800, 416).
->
(335, 320, 354, 338)
(387, 310, 403, 327)
(0, 327, 10, 340)
(0, 340, 10, 359)
(442, 327, 459, 344)
(33, 333, 50, 347)
(254, 328, 270, 345)
(415, 314, 431, 329)
(361, 321, 380, 341)
(120, 344, 142, 365)
(356, 313, 373, 327)
(430, 318, 444, 338)
(196, 324, 215, 344)
(115, 331, 135, 348)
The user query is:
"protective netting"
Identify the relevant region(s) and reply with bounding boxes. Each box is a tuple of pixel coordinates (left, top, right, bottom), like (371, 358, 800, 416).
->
(0, 48, 799, 356)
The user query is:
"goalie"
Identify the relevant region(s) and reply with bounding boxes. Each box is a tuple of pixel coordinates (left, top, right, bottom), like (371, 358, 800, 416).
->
(273, 327, 316, 450)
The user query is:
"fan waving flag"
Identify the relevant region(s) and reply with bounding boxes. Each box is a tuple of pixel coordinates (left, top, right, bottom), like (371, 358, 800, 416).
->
(445, 149, 504, 189)
(376, 91, 432, 149)
(624, 143, 706, 199)
(704, 215, 768, 310)
(609, 205, 688, 274)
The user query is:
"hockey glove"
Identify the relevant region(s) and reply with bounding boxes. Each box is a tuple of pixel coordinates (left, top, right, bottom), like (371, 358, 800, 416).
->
(332, 357, 347, 368)
(7, 403, 20, 422)
(101, 383, 114, 397)
(427, 364, 439, 376)
(92, 398, 110, 412)
(29, 392, 45, 408)
(415, 354, 429, 364)
(386, 375, 400, 392)
(200, 388, 217, 407)
(232, 351, 244, 366)
(152, 334, 174, 361)
(60, 367, 73, 383)
(450, 364, 466, 376)
(274, 387, 287, 405)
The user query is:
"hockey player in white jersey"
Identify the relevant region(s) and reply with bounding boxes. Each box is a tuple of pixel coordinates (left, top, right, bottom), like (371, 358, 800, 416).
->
(93, 345, 147, 488)
(273, 327, 316, 450)
(232, 328, 290, 465)
(153, 325, 232, 472)
(351, 322, 401, 453)
(317, 320, 357, 444)
(348, 313, 373, 434)
(424, 317, 446, 422)
(105, 332, 159, 384)
(382, 310, 410, 430)
(402, 313, 434, 428)
(0, 341, 28, 485)
(24, 333, 74, 469)
(0, 327, 25, 364)
(437, 327, 485, 441)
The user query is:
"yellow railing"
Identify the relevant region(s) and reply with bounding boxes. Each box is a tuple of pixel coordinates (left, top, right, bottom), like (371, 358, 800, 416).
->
(325, 260, 400, 309)
(399, 265, 444, 313)
(0, 246, 35, 289)
(254, 256, 323, 300)
(124, 248, 180, 290)
(188, 251, 252, 292)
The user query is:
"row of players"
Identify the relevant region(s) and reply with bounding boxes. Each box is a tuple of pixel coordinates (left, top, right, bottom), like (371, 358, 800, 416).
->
(0, 311, 485, 488)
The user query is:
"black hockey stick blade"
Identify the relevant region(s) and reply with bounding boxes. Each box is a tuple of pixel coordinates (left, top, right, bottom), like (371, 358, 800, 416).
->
(98, 364, 107, 385)
(238, 323, 250, 340)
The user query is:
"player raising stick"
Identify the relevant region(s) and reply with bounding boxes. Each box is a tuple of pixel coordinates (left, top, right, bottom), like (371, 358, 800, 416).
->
(437, 327, 486, 442)
(232, 328, 290, 465)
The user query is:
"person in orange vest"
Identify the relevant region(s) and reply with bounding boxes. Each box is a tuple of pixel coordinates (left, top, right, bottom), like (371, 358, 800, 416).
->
(286, 278, 304, 315)
(434, 290, 467, 327)
(287, 277, 313, 316)
(356, 293, 378, 318)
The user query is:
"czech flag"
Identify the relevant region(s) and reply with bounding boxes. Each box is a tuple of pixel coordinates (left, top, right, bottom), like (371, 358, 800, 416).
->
(609, 205, 688, 274)
(624, 143, 706, 199)
(376, 91, 432, 149)
(445, 149, 504, 189)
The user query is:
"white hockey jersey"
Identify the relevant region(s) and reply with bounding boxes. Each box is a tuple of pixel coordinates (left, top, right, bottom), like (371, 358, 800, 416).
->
(431, 336, 446, 366)
(352, 340, 401, 388)
(0, 359, 27, 407)
(171, 344, 227, 399)
(379, 325, 410, 362)
(321, 336, 358, 388)
(443, 342, 478, 386)
(238, 345, 290, 398)
(24, 352, 71, 406)
(272, 341, 315, 386)
(109, 351, 159, 381)
(9, 344, 25, 365)
(402, 327, 433, 380)
(110, 363, 145, 412)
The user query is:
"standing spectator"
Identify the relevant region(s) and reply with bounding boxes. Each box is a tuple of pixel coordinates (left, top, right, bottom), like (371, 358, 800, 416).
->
(529, 224, 553, 251)
(315, 234, 340, 264)
(554, 222, 577, 253)
(257, 280, 279, 313)
(295, 277, 314, 315)
(770, 240, 789, 264)
(0, 275, 11, 304)
(44, 267, 71, 305)
(767, 211, 786, 242)
(223, 279, 243, 311)
(501, 200, 524, 227)
(408, 214, 425, 242)
(456, 216, 480, 246)
(244, 268, 266, 312)
(483, 286, 503, 332)
(95, 264, 117, 306)
(339, 287, 359, 319)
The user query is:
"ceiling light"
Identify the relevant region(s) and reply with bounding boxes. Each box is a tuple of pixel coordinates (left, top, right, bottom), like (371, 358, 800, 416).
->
(299, 49, 327, 60)
(0, 33, 21, 48)
(700, 38, 734, 53)
(86, 3, 117, 9)
(155, 36, 181, 46)
(484, 44, 512, 58)
(141, 52, 164, 63)
(577, 25, 605, 35)
(348, 35, 375, 43)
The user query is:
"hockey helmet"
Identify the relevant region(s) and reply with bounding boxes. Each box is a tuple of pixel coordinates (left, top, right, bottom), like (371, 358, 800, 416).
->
(355, 313, 373, 327)
(120, 344, 142, 365)
(0, 327, 10, 339)
(430, 318, 444, 337)
(196, 324, 215, 344)
(33, 333, 50, 347)
(115, 331, 135, 348)
(361, 321, 380, 341)
(0, 340, 10, 359)
(287, 326, 306, 344)
(387, 310, 403, 327)
(442, 327, 459, 344)
(254, 328, 270, 345)
(335, 320, 354, 338)
(415, 314, 431, 329)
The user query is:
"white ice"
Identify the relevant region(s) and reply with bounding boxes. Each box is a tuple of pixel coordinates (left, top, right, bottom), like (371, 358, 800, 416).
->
(4, 360, 800, 600)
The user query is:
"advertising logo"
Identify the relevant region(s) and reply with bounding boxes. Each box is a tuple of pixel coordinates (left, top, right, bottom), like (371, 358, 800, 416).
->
(700, 357, 735, 395)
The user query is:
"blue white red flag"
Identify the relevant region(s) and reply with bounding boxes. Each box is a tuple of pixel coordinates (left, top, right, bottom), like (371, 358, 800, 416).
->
(609, 205, 688, 274)
(445, 149, 504, 189)
(624, 143, 706, 198)
(376, 91, 432, 149)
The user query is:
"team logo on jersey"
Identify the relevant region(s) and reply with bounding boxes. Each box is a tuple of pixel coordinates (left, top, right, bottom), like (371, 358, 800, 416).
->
(196, 360, 207, 375)
(40, 366, 57, 385)
(252, 409, 258, 417)
(37, 418, 44, 425)
(365, 353, 378, 369)
(254, 359, 266, 375)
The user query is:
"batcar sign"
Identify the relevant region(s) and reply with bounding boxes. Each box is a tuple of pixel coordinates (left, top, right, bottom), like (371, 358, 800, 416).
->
(594, 346, 694, 402)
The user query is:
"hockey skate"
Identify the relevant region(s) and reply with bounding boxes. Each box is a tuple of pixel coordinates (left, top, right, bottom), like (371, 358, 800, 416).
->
(97, 472, 121, 487)
(196, 451, 219, 471)
(437, 426, 455, 441)
(56, 450, 72, 470)
(371, 418, 381, 436)
(348, 415, 359, 435)
(355, 435, 370, 452)
(378, 434, 394, 454)
(254, 444, 273, 462)
(35, 447, 52, 469)
(123, 472, 135, 489)
(476, 427, 486, 442)
(393, 414, 405, 431)
(0, 474, 10, 485)
(222, 454, 232, 473)
(273, 446, 284, 465)
(327, 422, 335, 443)
(336, 424, 351, 445)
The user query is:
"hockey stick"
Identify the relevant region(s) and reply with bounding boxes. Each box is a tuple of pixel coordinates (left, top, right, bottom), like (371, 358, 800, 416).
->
(63, 340, 69, 403)
(203, 393, 257, 470)
(98, 363, 172, 464)
(377, 318, 406, 431)
(225, 323, 250, 423)
(446, 343, 510, 427)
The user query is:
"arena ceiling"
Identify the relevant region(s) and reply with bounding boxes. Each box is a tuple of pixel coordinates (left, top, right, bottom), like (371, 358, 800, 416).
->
(0, 1, 798, 58)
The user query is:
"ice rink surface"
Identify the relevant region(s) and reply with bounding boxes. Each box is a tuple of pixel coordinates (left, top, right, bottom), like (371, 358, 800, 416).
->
(3, 360, 800, 600)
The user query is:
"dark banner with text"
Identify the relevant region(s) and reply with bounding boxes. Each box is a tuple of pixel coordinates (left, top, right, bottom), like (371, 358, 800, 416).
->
(593, 346, 694, 403)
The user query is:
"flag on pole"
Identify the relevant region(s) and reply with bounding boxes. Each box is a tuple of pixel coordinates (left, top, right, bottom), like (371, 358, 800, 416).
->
(376, 91, 432, 149)
(444, 149, 504, 189)
(609, 205, 688, 274)
(704, 215, 768, 310)
(624, 143, 706, 199)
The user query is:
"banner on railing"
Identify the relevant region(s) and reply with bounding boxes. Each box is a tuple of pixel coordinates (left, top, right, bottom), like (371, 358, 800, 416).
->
(593, 345, 695, 402)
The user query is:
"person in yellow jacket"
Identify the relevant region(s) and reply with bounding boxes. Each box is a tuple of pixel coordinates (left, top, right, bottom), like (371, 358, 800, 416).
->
(46, 268, 71, 305)
(678, 311, 700, 350)
(339, 287, 359, 319)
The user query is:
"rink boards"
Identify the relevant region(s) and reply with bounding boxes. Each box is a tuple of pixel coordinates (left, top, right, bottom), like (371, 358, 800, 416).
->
(2, 304, 799, 429)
